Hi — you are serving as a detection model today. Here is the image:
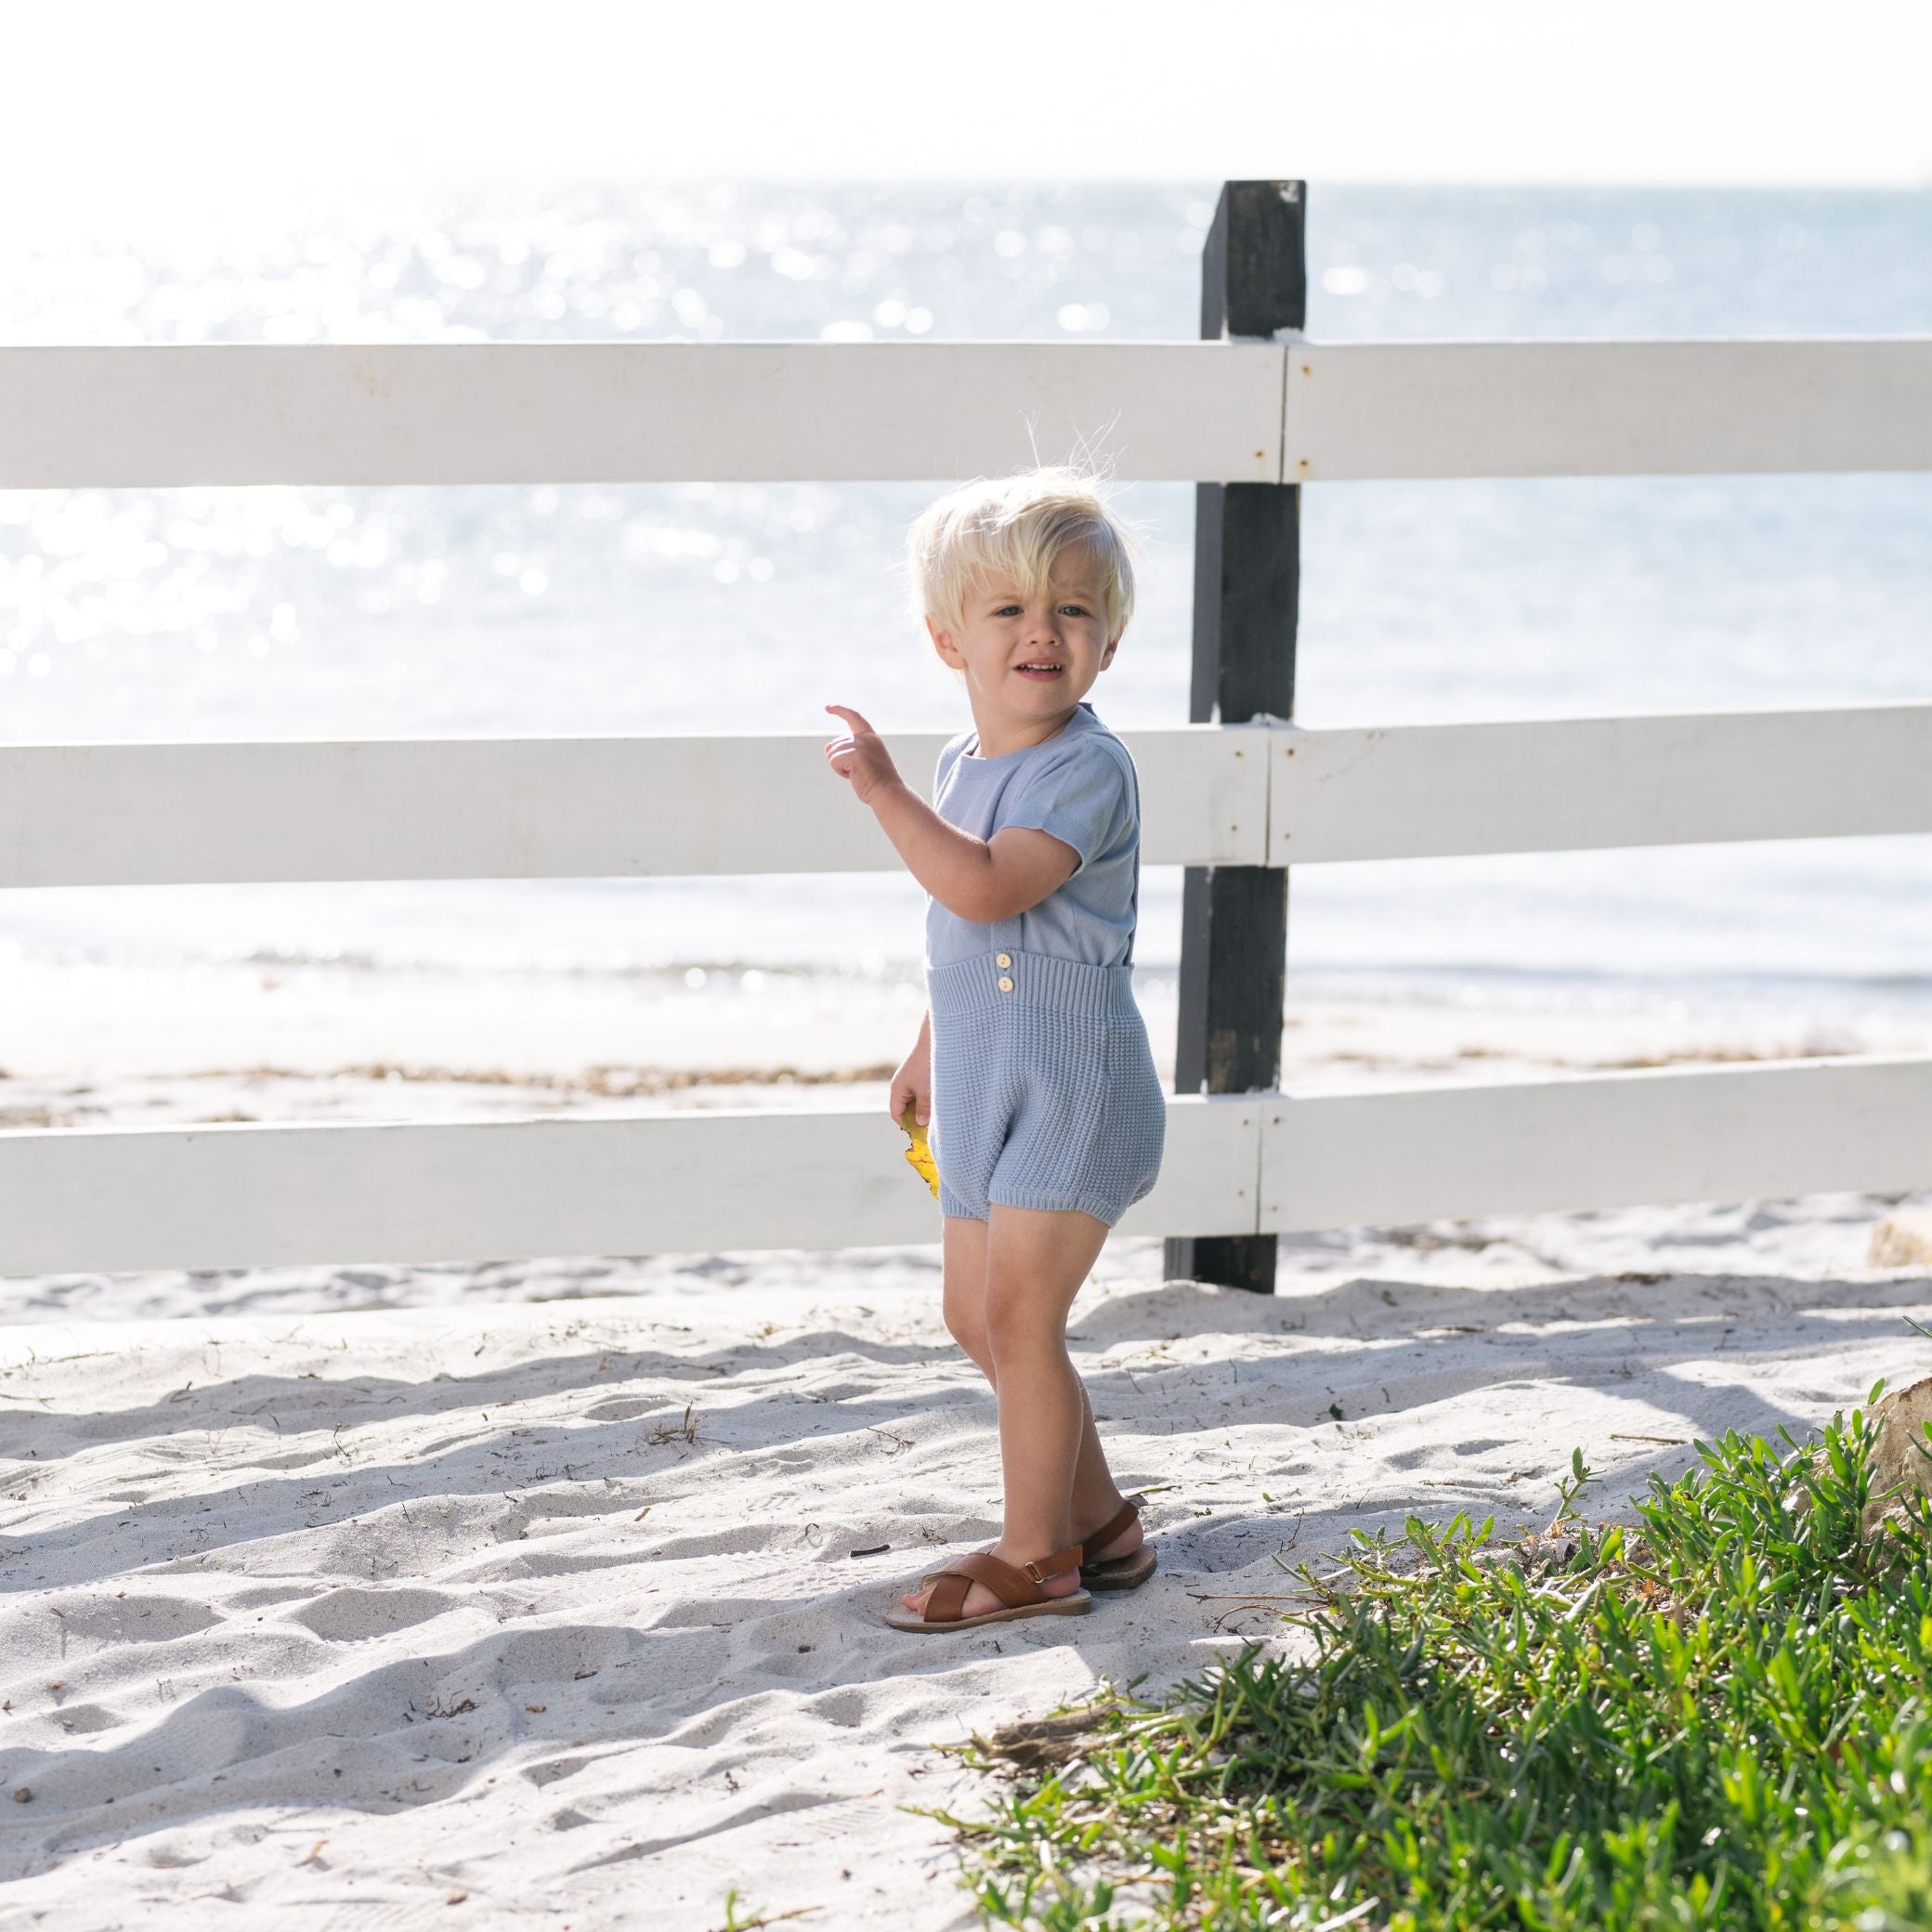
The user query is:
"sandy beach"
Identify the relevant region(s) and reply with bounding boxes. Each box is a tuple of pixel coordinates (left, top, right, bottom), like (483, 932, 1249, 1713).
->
(4, 971, 1930, 1926)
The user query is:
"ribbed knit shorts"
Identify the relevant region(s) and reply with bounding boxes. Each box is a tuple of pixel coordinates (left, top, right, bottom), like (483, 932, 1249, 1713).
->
(926, 946, 1166, 1228)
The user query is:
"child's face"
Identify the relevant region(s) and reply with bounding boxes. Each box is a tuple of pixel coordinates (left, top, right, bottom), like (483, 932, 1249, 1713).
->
(924, 550, 1120, 724)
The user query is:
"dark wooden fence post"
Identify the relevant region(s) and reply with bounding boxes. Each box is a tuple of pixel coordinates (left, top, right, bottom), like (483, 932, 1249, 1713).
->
(1163, 180, 1305, 1296)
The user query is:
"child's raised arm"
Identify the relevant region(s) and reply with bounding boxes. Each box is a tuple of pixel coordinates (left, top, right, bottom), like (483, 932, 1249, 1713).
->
(824, 703, 1057, 921)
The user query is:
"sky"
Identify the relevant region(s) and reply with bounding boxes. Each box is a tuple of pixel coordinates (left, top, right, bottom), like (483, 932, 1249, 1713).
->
(3, 0, 1926, 244)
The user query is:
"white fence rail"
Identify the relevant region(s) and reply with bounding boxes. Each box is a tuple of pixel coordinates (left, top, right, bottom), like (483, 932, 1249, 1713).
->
(1, 1103, 1264, 1273)
(0, 726, 1265, 886)
(1266, 701, 1932, 862)
(5, 1055, 1928, 1275)
(0, 343, 1287, 486)
(3, 338, 1930, 487)
(1262, 1056, 1932, 1234)
(1286, 340, 1932, 479)
(4, 704, 1927, 889)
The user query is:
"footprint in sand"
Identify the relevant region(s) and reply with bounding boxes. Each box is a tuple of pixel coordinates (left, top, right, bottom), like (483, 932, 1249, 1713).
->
(243, 1446, 346, 1471)
(519, 1487, 645, 1521)
(54, 1595, 224, 1643)
(582, 1396, 661, 1421)
(49, 1702, 124, 1734)
(288, 1587, 456, 1641)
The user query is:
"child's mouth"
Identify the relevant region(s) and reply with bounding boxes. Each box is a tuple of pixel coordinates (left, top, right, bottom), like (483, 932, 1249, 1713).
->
(1013, 663, 1064, 681)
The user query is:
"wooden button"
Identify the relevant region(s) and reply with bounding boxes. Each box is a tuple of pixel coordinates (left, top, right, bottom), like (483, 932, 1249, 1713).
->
(998, 975, 1014, 992)
(995, 952, 1012, 967)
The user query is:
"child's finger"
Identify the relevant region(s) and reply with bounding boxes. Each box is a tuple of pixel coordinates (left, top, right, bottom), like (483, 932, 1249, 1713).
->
(824, 703, 871, 733)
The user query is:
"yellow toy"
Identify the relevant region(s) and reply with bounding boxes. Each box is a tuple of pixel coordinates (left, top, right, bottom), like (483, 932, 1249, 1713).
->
(898, 1102, 939, 1198)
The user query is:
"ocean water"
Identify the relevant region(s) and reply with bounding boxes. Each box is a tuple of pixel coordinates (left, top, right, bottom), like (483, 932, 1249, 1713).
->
(1, 183, 1928, 1038)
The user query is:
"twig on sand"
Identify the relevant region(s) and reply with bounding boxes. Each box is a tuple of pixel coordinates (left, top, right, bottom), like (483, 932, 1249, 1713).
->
(646, 1404, 700, 1445)
(711, 1891, 819, 1931)
(1186, 1593, 1312, 1601)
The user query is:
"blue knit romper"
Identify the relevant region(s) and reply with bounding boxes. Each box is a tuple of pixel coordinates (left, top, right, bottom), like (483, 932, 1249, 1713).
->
(924, 699, 1166, 1228)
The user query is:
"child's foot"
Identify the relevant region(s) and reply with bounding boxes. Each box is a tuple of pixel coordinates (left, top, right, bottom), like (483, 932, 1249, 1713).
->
(899, 1544, 1085, 1620)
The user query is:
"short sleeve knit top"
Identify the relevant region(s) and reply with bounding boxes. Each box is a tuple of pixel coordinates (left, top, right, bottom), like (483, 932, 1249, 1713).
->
(922, 699, 1142, 971)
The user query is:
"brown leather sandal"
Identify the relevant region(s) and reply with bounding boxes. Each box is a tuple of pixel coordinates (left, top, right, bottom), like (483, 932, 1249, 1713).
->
(883, 1542, 1090, 1633)
(1078, 1495, 1156, 1591)
(914, 1498, 1157, 1595)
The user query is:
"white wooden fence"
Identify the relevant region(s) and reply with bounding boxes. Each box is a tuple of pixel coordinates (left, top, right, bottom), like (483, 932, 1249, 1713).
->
(2, 338, 1929, 1276)
(4, 339, 1930, 485)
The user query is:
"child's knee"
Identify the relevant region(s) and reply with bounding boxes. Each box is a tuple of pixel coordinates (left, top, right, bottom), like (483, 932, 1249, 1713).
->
(941, 1269, 990, 1351)
(983, 1286, 1063, 1364)
(943, 1294, 988, 1356)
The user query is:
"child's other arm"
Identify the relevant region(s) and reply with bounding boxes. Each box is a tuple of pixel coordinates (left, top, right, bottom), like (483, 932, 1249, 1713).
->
(891, 1008, 933, 1127)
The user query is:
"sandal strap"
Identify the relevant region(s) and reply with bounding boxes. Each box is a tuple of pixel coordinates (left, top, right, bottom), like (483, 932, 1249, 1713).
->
(1021, 1541, 1085, 1586)
(924, 1569, 975, 1624)
(920, 1544, 1087, 1621)
(1083, 1497, 1142, 1553)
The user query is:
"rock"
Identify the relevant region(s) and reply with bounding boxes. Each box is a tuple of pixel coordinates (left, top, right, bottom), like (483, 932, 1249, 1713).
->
(1789, 1373, 1932, 1541)
(976, 1707, 1116, 1776)
(1860, 1373, 1932, 1539)
(1867, 1209, 1932, 1268)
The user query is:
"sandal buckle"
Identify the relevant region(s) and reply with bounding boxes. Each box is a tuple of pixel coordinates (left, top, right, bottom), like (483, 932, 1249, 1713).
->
(1023, 1559, 1047, 1585)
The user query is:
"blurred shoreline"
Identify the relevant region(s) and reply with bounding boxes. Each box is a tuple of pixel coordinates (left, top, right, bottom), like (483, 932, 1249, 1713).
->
(7, 948, 1928, 1114)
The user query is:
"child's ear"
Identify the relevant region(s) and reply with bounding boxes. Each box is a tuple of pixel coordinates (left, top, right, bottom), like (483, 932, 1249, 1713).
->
(925, 613, 956, 659)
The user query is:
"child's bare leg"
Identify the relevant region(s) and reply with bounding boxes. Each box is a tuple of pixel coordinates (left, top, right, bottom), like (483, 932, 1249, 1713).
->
(938, 1212, 998, 1377)
(906, 1205, 1116, 1620)
(934, 1215, 1139, 1559)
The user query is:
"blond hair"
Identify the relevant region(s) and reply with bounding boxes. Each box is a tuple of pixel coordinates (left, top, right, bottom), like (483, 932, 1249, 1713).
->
(906, 465, 1137, 644)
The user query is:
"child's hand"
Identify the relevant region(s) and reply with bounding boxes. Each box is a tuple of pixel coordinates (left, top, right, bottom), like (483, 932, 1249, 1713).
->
(890, 1036, 931, 1129)
(824, 704, 903, 809)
